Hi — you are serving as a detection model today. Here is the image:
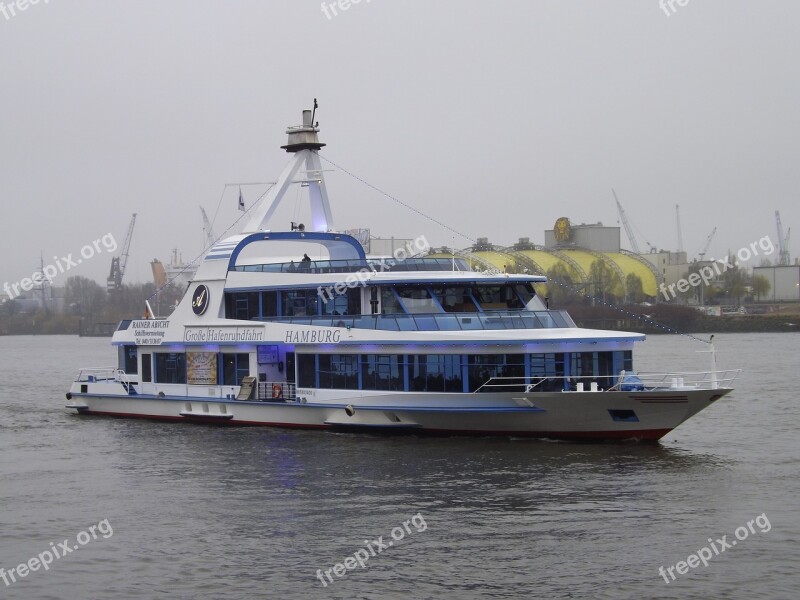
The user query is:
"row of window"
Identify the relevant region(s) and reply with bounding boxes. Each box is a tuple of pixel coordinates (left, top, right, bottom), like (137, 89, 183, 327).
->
(122, 347, 633, 392)
(224, 283, 542, 321)
(126, 350, 250, 386)
(297, 351, 632, 393)
(225, 288, 361, 320)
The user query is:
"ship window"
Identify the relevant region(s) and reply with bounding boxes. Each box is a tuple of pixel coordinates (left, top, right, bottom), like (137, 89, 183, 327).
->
(121, 345, 138, 374)
(297, 354, 316, 387)
(380, 287, 404, 314)
(473, 285, 525, 310)
(221, 353, 249, 386)
(322, 287, 361, 316)
(225, 292, 259, 320)
(515, 283, 545, 309)
(468, 354, 525, 392)
(623, 351, 633, 371)
(261, 291, 278, 317)
(281, 290, 320, 317)
(530, 353, 565, 392)
(155, 353, 186, 384)
(570, 352, 618, 389)
(319, 354, 359, 389)
(408, 354, 463, 392)
(361, 354, 402, 391)
(431, 287, 478, 313)
(141, 353, 152, 382)
(396, 286, 438, 314)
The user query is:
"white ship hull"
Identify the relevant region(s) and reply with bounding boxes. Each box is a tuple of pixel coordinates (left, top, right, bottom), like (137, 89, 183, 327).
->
(66, 384, 731, 441)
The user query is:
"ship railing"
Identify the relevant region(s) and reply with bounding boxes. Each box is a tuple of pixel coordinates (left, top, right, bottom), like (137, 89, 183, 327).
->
(633, 370, 742, 390)
(258, 310, 575, 331)
(75, 366, 121, 383)
(474, 376, 551, 393)
(473, 375, 616, 393)
(230, 257, 471, 274)
(474, 370, 742, 393)
(74, 367, 135, 389)
(256, 381, 297, 402)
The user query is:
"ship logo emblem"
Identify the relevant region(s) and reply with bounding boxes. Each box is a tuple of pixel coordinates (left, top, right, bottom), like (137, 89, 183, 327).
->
(191, 285, 210, 316)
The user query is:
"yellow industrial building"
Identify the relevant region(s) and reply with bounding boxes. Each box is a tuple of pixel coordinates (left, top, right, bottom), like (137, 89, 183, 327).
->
(429, 218, 662, 302)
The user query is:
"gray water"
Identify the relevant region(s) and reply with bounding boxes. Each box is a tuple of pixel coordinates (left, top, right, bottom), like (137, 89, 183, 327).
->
(0, 333, 798, 599)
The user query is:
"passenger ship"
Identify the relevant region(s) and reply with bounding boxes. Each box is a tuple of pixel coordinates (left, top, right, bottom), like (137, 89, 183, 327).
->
(66, 106, 739, 441)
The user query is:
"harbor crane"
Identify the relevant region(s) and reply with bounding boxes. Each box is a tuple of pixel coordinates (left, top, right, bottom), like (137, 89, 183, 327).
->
(107, 213, 137, 292)
(613, 189, 641, 254)
(775, 210, 791, 266)
(695, 227, 717, 261)
(613, 189, 655, 253)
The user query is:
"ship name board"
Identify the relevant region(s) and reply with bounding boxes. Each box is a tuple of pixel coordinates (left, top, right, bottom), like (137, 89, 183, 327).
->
(285, 329, 342, 344)
(184, 327, 265, 342)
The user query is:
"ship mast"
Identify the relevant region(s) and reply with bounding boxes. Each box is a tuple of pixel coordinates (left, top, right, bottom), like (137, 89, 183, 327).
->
(241, 100, 334, 233)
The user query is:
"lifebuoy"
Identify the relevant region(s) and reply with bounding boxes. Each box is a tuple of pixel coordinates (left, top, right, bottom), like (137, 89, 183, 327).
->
(272, 384, 283, 399)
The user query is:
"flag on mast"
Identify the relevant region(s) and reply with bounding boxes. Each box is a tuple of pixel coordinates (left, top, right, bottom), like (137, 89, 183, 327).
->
(238, 186, 245, 211)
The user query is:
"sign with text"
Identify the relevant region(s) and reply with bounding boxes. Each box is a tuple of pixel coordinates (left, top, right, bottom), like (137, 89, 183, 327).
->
(184, 327, 265, 343)
(284, 329, 342, 344)
(187, 352, 218, 385)
(132, 320, 170, 346)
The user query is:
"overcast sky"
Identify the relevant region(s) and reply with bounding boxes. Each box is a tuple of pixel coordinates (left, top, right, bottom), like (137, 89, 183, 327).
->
(1, 0, 798, 288)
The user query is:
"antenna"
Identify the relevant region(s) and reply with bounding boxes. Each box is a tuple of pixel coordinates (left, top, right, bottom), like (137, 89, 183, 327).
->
(311, 98, 318, 128)
(675, 204, 684, 254)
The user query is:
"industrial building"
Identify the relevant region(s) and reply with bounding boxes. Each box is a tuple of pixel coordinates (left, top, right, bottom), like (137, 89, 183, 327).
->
(429, 217, 664, 302)
(752, 265, 800, 302)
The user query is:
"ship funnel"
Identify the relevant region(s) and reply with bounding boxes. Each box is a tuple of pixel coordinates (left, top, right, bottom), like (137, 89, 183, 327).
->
(282, 108, 326, 153)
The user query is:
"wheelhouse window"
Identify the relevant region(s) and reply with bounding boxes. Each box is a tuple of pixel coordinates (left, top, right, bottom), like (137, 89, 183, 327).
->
(380, 287, 404, 314)
(431, 286, 478, 313)
(515, 283, 544, 309)
(473, 285, 525, 310)
(155, 353, 186, 384)
(396, 286, 438, 314)
(221, 353, 249, 386)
